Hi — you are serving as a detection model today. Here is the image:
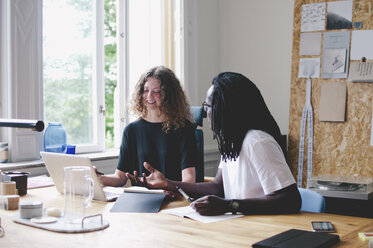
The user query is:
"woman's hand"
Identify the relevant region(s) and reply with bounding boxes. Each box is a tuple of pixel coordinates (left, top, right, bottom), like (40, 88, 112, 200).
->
(125, 162, 168, 189)
(190, 195, 230, 216)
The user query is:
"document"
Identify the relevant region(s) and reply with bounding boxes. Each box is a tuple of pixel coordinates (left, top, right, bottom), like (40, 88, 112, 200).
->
(371, 103, 373, 146)
(298, 58, 320, 78)
(318, 82, 346, 122)
(161, 206, 243, 224)
(351, 30, 373, 60)
(321, 31, 350, 79)
(123, 186, 165, 194)
(326, 0, 353, 30)
(348, 62, 373, 82)
(27, 175, 54, 189)
(301, 3, 326, 32)
(299, 32, 322, 56)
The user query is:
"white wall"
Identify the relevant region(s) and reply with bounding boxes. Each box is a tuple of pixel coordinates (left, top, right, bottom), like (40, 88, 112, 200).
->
(187, 0, 294, 175)
(184, 0, 220, 152)
(218, 0, 294, 135)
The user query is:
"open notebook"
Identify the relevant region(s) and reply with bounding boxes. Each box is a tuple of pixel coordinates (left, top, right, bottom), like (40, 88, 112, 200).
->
(161, 206, 243, 223)
(40, 152, 123, 202)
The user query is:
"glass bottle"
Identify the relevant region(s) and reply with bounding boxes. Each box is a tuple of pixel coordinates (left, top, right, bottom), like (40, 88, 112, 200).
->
(44, 122, 67, 153)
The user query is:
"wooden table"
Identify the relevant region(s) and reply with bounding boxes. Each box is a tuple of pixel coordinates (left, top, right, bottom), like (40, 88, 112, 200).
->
(0, 187, 372, 247)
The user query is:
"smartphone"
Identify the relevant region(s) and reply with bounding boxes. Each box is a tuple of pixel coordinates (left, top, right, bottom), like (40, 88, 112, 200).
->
(311, 221, 335, 233)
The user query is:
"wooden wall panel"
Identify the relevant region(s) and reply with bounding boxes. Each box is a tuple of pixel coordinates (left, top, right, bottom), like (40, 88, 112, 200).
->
(288, 0, 373, 187)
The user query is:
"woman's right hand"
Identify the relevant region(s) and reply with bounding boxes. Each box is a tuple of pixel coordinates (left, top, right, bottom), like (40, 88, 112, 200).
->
(126, 162, 168, 190)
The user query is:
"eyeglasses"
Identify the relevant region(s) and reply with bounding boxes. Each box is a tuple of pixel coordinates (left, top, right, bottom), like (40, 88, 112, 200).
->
(202, 101, 211, 112)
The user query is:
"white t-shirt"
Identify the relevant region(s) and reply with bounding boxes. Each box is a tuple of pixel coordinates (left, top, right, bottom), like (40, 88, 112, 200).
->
(219, 130, 295, 199)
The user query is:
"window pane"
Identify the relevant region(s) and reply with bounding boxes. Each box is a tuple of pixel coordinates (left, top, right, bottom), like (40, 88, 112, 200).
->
(127, 0, 163, 122)
(104, 0, 117, 148)
(43, 0, 96, 145)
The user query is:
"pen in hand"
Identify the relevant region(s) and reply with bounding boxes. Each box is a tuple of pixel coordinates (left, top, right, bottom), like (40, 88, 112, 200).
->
(96, 171, 104, 175)
(176, 186, 192, 203)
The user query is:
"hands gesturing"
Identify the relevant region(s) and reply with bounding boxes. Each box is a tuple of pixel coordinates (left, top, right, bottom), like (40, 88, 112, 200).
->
(125, 162, 168, 189)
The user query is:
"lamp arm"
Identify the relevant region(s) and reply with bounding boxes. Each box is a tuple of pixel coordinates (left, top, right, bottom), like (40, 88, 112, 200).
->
(0, 118, 44, 132)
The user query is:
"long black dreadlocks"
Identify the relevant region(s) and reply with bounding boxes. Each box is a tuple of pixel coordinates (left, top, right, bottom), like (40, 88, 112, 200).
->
(210, 72, 284, 161)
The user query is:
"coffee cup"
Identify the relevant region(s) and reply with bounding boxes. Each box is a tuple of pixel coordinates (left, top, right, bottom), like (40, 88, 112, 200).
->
(63, 166, 94, 224)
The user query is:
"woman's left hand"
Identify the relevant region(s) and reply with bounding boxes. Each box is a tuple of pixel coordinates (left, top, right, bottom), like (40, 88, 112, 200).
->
(125, 162, 168, 189)
(190, 195, 229, 216)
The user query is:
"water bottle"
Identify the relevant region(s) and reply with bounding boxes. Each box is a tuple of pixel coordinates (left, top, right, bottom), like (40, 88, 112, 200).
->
(44, 122, 67, 153)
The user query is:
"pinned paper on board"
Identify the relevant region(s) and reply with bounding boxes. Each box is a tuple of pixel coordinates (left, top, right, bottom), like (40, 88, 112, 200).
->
(351, 30, 373, 60)
(298, 58, 320, 78)
(321, 31, 350, 79)
(348, 62, 373, 82)
(326, 0, 353, 30)
(301, 3, 326, 32)
(299, 32, 322, 56)
(322, 48, 347, 74)
(319, 82, 346, 122)
(371, 103, 373, 146)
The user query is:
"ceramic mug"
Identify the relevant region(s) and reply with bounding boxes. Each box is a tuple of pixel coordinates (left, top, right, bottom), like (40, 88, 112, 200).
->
(63, 166, 94, 224)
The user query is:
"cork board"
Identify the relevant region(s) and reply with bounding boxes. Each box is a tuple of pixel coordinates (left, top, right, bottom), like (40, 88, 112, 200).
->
(288, 0, 373, 187)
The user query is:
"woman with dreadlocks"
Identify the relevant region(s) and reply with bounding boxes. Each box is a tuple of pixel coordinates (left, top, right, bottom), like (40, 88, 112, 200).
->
(126, 72, 301, 215)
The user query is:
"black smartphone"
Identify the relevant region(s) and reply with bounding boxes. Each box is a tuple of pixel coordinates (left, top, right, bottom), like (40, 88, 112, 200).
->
(311, 221, 335, 233)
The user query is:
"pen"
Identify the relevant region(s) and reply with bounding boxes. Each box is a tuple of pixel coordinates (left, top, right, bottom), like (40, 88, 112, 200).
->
(96, 171, 104, 175)
(176, 186, 192, 203)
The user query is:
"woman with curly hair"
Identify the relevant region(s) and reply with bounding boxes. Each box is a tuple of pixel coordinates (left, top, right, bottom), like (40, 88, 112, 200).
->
(126, 72, 301, 215)
(98, 66, 197, 187)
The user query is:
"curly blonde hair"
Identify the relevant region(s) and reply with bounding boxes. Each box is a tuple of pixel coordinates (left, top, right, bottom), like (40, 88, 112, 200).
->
(130, 66, 193, 132)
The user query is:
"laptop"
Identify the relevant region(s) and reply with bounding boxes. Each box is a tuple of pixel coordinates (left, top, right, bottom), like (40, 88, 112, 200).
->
(40, 151, 122, 202)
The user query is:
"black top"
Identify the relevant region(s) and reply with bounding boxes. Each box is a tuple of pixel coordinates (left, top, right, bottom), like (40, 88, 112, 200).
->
(117, 118, 198, 181)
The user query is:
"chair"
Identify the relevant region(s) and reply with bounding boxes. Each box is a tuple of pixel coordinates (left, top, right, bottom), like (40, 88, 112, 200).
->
(190, 106, 206, 182)
(298, 187, 326, 213)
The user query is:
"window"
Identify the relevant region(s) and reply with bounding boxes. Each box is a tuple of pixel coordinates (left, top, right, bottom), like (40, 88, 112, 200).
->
(0, 0, 184, 161)
(43, 0, 105, 153)
(43, 0, 182, 152)
(114, 0, 168, 147)
(110, 0, 184, 148)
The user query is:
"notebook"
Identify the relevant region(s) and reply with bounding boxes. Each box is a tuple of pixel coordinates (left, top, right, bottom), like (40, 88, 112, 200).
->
(40, 151, 123, 202)
(110, 192, 166, 213)
(252, 229, 340, 248)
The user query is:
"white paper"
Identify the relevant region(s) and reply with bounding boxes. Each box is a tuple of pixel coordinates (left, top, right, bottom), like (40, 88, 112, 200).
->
(371, 103, 373, 146)
(161, 206, 243, 224)
(27, 175, 54, 189)
(301, 3, 326, 32)
(122, 186, 165, 194)
(300, 32, 322, 55)
(326, 0, 353, 30)
(348, 62, 373, 82)
(322, 48, 347, 73)
(321, 31, 350, 79)
(298, 58, 320, 78)
(351, 30, 373, 60)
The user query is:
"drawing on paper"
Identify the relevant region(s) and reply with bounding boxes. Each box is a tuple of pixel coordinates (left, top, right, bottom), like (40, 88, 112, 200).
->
(322, 49, 346, 73)
(301, 3, 326, 32)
